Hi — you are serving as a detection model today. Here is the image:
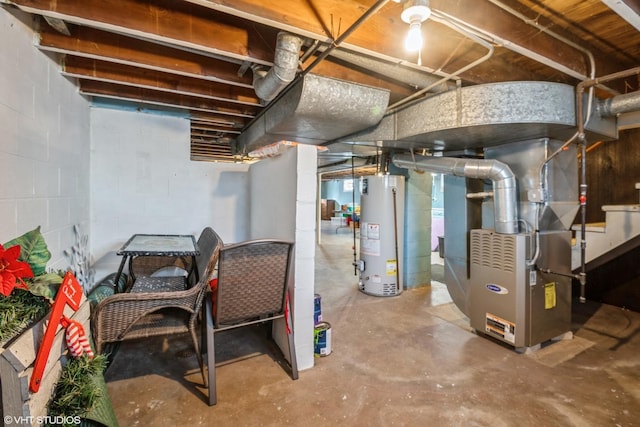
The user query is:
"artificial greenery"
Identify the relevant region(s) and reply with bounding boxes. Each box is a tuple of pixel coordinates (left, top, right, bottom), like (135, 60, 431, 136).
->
(0, 288, 50, 345)
(1, 227, 117, 426)
(3, 226, 64, 301)
(0, 227, 64, 346)
(5, 226, 53, 277)
(47, 354, 108, 426)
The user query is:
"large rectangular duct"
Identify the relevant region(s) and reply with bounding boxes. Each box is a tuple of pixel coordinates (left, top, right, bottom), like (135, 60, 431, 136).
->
(237, 74, 390, 153)
(338, 81, 617, 151)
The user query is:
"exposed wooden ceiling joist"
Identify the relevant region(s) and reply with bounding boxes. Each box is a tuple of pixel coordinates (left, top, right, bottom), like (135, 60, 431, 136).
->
(19, 0, 633, 86)
(79, 80, 258, 117)
(13, 0, 277, 64)
(62, 56, 261, 106)
(2, 0, 638, 163)
(183, 0, 632, 85)
(37, 24, 255, 88)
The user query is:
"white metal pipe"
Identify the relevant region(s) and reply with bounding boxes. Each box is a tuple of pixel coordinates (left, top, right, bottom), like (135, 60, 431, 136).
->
(485, 0, 597, 83)
(466, 191, 493, 199)
(392, 154, 519, 234)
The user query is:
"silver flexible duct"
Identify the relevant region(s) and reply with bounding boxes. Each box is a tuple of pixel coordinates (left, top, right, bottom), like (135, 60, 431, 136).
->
(252, 32, 303, 102)
(393, 154, 519, 234)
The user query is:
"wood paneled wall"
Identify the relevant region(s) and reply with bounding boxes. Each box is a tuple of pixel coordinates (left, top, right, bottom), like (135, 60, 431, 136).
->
(583, 127, 640, 223)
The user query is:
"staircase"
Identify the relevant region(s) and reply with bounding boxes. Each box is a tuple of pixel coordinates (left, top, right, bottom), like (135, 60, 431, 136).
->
(571, 203, 640, 271)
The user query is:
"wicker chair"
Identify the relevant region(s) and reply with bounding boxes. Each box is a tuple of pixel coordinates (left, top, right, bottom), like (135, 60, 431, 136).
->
(129, 255, 193, 283)
(92, 227, 222, 383)
(204, 239, 298, 406)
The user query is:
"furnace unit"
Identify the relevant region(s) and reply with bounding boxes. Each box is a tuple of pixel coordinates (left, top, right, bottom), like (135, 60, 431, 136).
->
(357, 175, 405, 297)
(469, 229, 572, 348)
(394, 137, 578, 350)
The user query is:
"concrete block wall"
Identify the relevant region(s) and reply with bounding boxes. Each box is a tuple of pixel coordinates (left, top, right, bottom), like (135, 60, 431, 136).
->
(0, 6, 319, 370)
(249, 145, 317, 370)
(89, 107, 251, 281)
(292, 145, 319, 369)
(0, 8, 90, 272)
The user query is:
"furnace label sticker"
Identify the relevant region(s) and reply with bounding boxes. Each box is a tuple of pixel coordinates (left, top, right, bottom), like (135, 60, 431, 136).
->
(485, 313, 516, 344)
(544, 282, 557, 309)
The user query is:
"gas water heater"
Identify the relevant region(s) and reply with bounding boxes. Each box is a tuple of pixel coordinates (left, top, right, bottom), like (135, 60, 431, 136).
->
(357, 175, 405, 296)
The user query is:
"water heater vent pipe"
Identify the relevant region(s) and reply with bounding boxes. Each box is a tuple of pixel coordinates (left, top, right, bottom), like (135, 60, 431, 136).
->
(393, 154, 518, 234)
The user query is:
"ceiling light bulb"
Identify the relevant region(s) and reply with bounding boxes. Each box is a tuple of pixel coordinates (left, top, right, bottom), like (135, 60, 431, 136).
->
(400, 0, 431, 53)
(405, 20, 423, 51)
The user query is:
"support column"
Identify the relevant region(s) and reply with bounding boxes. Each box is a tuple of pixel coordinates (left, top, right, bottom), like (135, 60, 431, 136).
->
(403, 169, 432, 288)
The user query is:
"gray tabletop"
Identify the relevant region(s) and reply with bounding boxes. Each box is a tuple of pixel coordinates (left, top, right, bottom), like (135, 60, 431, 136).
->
(117, 234, 199, 256)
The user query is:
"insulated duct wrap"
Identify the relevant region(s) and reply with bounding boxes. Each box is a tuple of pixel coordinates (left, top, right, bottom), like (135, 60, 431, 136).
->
(393, 155, 518, 234)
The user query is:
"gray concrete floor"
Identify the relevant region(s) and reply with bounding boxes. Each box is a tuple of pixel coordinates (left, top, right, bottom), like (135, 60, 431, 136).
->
(105, 223, 640, 426)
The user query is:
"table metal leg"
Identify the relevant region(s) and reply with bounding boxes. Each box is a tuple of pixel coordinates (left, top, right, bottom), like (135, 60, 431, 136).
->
(113, 256, 128, 293)
(192, 255, 199, 283)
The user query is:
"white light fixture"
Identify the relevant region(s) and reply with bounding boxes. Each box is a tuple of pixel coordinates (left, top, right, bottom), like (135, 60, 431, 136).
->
(401, 0, 431, 53)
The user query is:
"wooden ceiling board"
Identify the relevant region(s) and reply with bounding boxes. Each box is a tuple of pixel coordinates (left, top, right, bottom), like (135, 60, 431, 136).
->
(78, 80, 258, 117)
(3, 0, 639, 162)
(37, 24, 256, 87)
(14, 0, 276, 63)
(62, 56, 261, 105)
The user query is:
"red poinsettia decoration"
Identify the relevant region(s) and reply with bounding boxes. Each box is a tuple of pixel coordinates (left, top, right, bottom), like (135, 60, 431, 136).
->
(0, 244, 34, 297)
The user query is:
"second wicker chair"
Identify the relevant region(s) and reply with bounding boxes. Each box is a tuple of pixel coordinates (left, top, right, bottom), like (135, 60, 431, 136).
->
(204, 239, 298, 405)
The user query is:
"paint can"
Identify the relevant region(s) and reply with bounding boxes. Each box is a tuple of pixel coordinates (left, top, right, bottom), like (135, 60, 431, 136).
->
(314, 294, 322, 325)
(314, 321, 332, 357)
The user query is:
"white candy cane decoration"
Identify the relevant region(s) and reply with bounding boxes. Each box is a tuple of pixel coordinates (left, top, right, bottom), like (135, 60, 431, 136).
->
(61, 315, 94, 358)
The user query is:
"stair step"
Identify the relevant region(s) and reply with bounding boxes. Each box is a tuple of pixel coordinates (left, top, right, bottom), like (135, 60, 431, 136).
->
(601, 204, 640, 212)
(571, 222, 606, 233)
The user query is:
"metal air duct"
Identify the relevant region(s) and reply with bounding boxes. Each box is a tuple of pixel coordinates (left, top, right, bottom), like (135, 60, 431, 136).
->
(336, 81, 617, 150)
(598, 90, 640, 117)
(252, 32, 303, 103)
(238, 74, 390, 153)
(393, 154, 518, 234)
